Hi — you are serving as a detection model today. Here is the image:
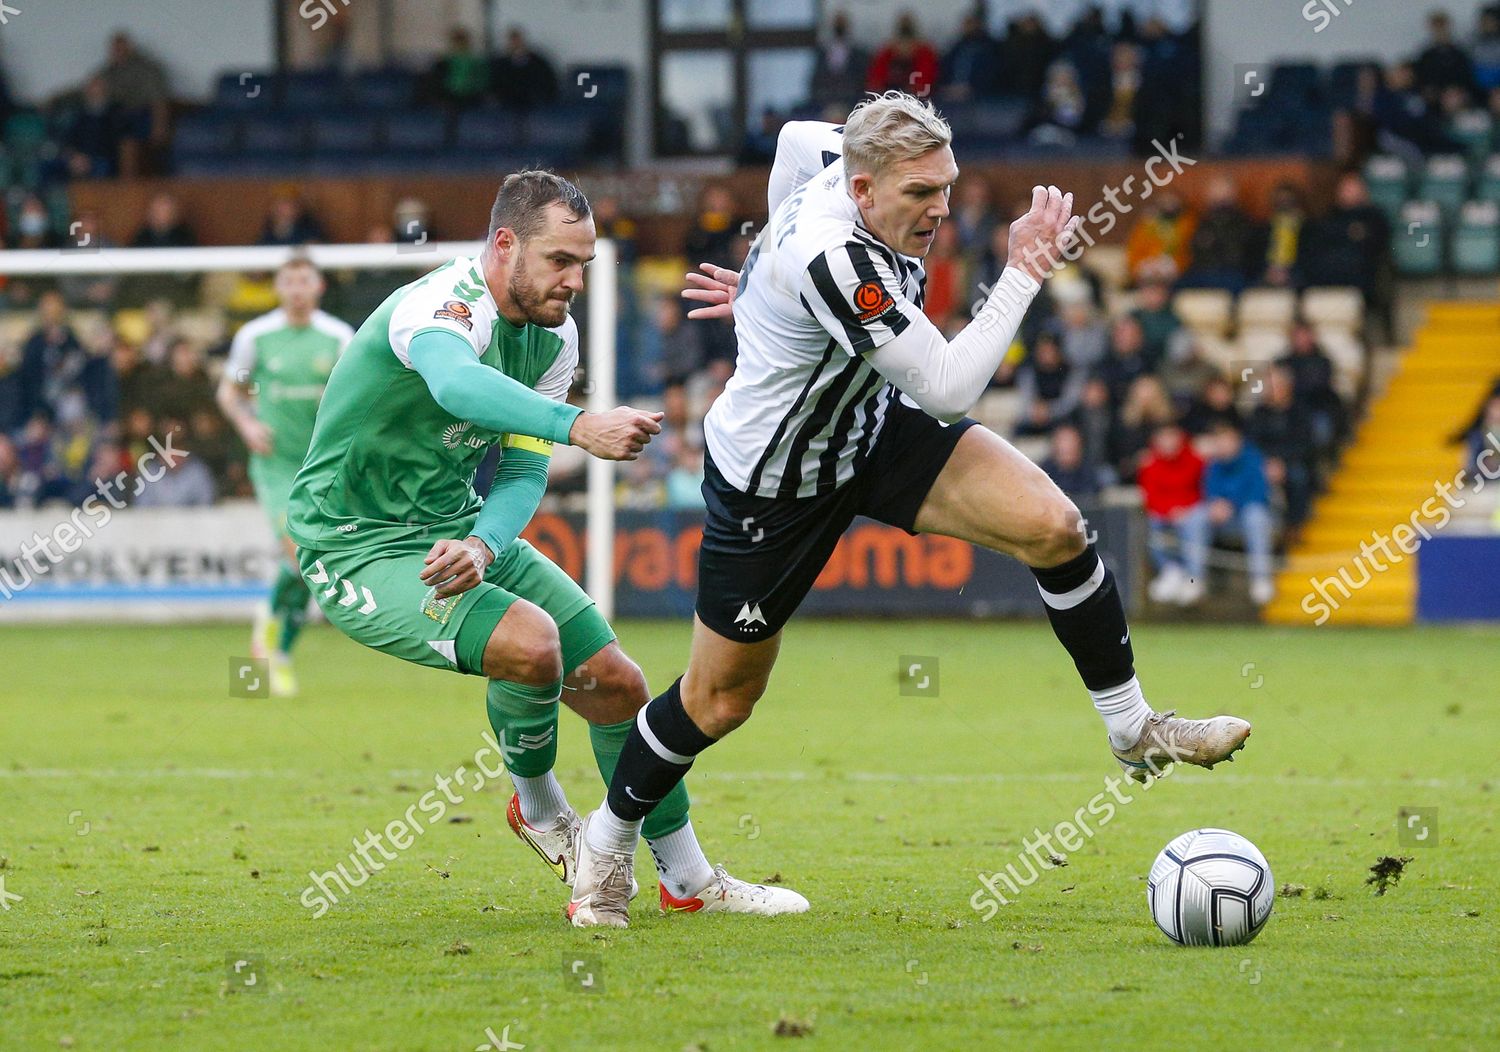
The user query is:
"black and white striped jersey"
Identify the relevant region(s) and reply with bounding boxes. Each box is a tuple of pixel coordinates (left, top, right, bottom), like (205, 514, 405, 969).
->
(703, 122, 929, 499)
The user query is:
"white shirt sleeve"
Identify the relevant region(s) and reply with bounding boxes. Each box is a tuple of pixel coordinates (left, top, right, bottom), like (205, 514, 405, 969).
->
(387, 269, 497, 368)
(225, 312, 272, 386)
(864, 267, 1042, 423)
(535, 316, 579, 403)
(768, 121, 845, 215)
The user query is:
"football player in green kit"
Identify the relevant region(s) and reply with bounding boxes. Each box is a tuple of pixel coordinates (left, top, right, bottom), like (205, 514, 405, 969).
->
(286, 171, 807, 918)
(218, 258, 355, 697)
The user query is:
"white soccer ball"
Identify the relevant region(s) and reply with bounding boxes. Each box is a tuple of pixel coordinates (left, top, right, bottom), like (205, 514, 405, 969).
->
(1147, 828, 1273, 946)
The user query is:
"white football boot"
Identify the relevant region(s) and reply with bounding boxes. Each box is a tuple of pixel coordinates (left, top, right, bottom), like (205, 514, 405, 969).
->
(567, 811, 636, 928)
(506, 795, 638, 901)
(1112, 709, 1252, 783)
(659, 865, 810, 916)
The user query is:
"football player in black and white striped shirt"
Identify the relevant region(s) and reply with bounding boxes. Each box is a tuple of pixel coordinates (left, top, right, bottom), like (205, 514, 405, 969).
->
(566, 92, 1253, 927)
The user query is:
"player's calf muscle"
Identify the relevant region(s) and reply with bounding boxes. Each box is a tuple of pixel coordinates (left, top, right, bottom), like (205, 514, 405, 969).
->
(563, 643, 648, 724)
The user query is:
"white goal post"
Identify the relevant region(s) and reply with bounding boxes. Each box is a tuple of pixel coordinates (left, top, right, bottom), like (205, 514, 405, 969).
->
(0, 239, 620, 620)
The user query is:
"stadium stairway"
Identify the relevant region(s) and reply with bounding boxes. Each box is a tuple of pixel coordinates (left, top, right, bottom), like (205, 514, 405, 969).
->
(1263, 301, 1500, 626)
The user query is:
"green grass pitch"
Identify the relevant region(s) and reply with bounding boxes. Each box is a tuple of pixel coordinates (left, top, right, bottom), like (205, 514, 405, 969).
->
(1, 620, 1495, 1050)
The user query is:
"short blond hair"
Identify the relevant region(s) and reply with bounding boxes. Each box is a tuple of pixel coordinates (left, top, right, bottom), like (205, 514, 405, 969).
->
(841, 91, 953, 179)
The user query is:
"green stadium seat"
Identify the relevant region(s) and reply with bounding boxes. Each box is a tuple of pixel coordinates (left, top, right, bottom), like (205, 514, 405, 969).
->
(1447, 110, 1494, 164)
(1394, 201, 1444, 276)
(1478, 154, 1500, 203)
(1417, 155, 1470, 215)
(1363, 155, 1409, 219)
(1451, 200, 1500, 274)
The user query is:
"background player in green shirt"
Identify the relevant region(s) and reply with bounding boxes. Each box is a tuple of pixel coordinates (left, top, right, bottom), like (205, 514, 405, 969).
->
(287, 171, 807, 921)
(218, 258, 355, 697)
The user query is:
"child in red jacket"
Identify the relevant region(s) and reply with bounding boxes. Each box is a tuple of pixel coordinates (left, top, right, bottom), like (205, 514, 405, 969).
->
(1137, 423, 1206, 604)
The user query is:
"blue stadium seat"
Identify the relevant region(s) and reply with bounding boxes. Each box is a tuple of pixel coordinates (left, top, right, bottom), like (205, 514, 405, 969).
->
(280, 71, 345, 112)
(383, 110, 450, 155)
(215, 70, 277, 112)
(239, 116, 308, 159)
(525, 106, 591, 165)
(171, 113, 240, 171)
(455, 108, 526, 151)
(352, 69, 417, 111)
(1269, 62, 1323, 105)
(309, 114, 380, 155)
(564, 64, 629, 107)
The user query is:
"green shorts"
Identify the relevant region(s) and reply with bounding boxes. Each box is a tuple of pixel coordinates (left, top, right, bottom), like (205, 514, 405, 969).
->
(297, 519, 615, 678)
(250, 457, 300, 540)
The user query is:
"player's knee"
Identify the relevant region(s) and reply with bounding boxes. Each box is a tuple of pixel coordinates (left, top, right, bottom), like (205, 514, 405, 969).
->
(684, 679, 762, 738)
(581, 652, 650, 723)
(1025, 494, 1088, 566)
(483, 604, 562, 685)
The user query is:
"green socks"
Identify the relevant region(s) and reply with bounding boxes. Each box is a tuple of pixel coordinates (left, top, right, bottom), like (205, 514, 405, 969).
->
(269, 562, 311, 655)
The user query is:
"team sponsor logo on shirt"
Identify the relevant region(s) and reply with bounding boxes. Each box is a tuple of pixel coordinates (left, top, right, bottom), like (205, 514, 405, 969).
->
(433, 299, 474, 331)
(441, 421, 491, 451)
(853, 280, 895, 322)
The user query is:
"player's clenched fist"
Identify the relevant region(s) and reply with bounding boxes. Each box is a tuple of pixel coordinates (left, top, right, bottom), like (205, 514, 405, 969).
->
(569, 407, 665, 461)
(1006, 184, 1083, 284)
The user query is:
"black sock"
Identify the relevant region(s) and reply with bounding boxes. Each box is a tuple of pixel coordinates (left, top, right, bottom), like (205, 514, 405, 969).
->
(1031, 546, 1135, 691)
(606, 678, 716, 822)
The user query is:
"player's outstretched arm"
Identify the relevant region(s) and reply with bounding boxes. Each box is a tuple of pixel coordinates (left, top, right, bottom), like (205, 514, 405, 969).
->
(214, 372, 274, 456)
(864, 185, 1080, 423)
(407, 330, 661, 460)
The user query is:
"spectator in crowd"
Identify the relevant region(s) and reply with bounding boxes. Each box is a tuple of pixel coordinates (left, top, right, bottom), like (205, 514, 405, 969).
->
(8, 194, 58, 250)
(154, 338, 216, 427)
(1094, 42, 1143, 142)
(15, 414, 72, 505)
(684, 185, 746, 371)
(1413, 10, 1476, 104)
(866, 12, 939, 98)
(1181, 176, 1255, 292)
(645, 295, 709, 437)
(999, 13, 1055, 99)
(491, 27, 559, 110)
(428, 26, 490, 110)
(1095, 315, 1152, 407)
(1300, 172, 1390, 312)
(1074, 376, 1115, 471)
(664, 435, 707, 511)
(920, 222, 965, 328)
(1195, 421, 1276, 605)
(941, 11, 999, 102)
(95, 30, 171, 143)
(66, 439, 130, 507)
(132, 192, 196, 248)
(1182, 373, 1242, 436)
(1276, 320, 1347, 453)
(392, 197, 434, 244)
(259, 196, 327, 246)
(130, 434, 216, 507)
(1463, 392, 1500, 478)
(1374, 61, 1458, 156)
(1161, 339, 1223, 410)
(110, 338, 158, 421)
(0, 434, 20, 508)
(1111, 374, 1175, 477)
(56, 212, 120, 310)
(811, 10, 870, 111)
(1137, 422, 1205, 604)
(1129, 272, 1181, 368)
(19, 291, 113, 428)
(1246, 364, 1318, 527)
(1125, 192, 1195, 284)
(1028, 61, 1091, 145)
(1057, 298, 1108, 370)
(0, 344, 24, 435)
(1015, 332, 1084, 437)
(1061, 5, 1113, 109)
(60, 76, 125, 178)
(1040, 423, 1108, 500)
(1261, 181, 1307, 287)
(1473, 8, 1500, 93)
(951, 179, 1000, 259)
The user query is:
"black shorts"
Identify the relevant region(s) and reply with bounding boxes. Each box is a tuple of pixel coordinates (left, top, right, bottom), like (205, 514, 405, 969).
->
(696, 399, 978, 641)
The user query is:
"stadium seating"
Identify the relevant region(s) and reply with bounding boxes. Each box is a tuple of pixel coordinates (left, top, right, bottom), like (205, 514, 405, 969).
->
(1451, 200, 1500, 274)
(1417, 155, 1470, 215)
(1395, 200, 1445, 276)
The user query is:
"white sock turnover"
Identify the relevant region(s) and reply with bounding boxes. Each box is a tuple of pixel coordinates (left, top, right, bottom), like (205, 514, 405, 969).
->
(647, 819, 715, 898)
(511, 771, 569, 827)
(1091, 676, 1152, 751)
(586, 801, 642, 856)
